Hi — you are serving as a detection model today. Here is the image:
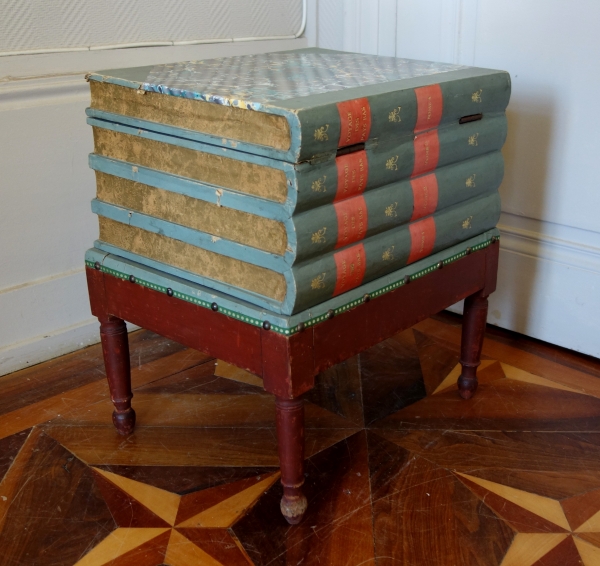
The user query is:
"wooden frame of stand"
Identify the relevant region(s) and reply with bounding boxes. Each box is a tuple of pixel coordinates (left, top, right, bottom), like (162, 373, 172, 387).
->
(86, 238, 499, 524)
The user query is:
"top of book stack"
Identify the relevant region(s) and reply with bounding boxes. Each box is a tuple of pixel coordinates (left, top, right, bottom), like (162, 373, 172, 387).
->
(86, 47, 511, 164)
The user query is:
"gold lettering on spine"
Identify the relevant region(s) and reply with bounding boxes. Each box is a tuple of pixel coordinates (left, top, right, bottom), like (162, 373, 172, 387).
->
(386, 156, 399, 171)
(462, 216, 473, 229)
(420, 184, 430, 214)
(466, 174, 476, 188)
(468, 133, 479, 146)
(311, 273, 326, 290)
(385, 202, 398, 217)
(423, 140, 430, 167)
(388, 107, 402, 122)
(418, 231, 426, 254)
(382, 246, 395, 261)
(472, 89, 483, 103)
(360, 105, 369, 141)
(314, 125, 329, 141)
(338, 259, 348, 291)
(358, 155, 366, 189)
(346, 111, 353, 144)
(311, 227, 327, 244)
(311, 176, 327, 192)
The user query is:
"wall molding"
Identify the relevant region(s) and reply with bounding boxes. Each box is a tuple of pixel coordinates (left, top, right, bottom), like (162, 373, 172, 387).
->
(0, 74, 89, 110)
(498, 213, 600, 275)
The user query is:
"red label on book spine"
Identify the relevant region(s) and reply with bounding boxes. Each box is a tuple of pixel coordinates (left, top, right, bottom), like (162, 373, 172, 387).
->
(335, 150, 369, 201)
(412, 129, 440, 178)
(410, 173, 439, 221)
(333, 244, 367, 296)
(337, 98, 372, 147)
(334, 196, 368, 249)
(414, 84, 443, 132)
(407, 217, 436, 264)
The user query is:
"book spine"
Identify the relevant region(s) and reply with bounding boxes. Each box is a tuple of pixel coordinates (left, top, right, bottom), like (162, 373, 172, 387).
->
(295, 112, 507, 212)
(293, 151, 503, 262)
(291, 192, 501, 313)
(296, 71, 511, 162)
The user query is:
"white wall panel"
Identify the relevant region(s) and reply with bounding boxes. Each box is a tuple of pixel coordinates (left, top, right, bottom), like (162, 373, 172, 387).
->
(317, 0, 344, 50)
(394, 0, 445, 62)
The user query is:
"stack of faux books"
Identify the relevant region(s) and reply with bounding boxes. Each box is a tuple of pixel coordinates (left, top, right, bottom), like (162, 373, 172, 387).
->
(85, 48, 510, 316)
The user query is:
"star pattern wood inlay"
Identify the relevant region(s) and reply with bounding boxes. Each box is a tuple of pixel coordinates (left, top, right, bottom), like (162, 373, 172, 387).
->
(75, 468, 279, 565)
(2, 317, 600, 565)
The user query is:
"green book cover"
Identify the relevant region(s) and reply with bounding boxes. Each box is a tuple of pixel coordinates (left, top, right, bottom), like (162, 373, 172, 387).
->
(93, 151, 504, 266)
(86, 47, 510, 163)
(89, 111, 507, 213)
(94, 192, 501, 315)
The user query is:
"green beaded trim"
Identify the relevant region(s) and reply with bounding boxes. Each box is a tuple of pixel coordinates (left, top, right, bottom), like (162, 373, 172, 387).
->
(87, 236, 497, 336)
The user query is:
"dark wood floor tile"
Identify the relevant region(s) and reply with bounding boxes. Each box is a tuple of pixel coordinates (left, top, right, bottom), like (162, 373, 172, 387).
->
(375, 378, 600, 431)
(177, 528, 252, 565)
(457, 473, 569, 533)
(0, 432, 115, 566)
(476, 360, 507, 384)
(371, 443, 513, 565)
(378, 430, 600, 476)
(0, 428, 30, 483)
(96, 465, 277, 496)
(57, 389, 356, 430)
(92, 470, 171, 528)
(459, 468, 600, 501)
(0, 349, 212, 441)
(233, 432, 375, 566)
(413, 328, 462, 394)
(0, 331, 186, 419)
(359, 331, 426, 425)
(0, 428, 44, 535)
(43, 425, 356, 467)
(532, 536, 582, 565)
(306, 356, 365, 427)
(138, 360, 266, 396)
(366, 431, 413, 502)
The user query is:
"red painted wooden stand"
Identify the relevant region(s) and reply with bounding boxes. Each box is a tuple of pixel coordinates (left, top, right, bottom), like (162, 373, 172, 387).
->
(86, 239, 499, 524)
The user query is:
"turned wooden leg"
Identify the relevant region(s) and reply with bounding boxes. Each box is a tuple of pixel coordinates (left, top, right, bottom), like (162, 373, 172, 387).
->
(275, 397, 307, 524)
(458, 290, 489, 400)
(99, 316, 136, 435)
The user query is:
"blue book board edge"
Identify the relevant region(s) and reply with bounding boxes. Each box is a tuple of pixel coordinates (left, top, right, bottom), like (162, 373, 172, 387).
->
(85, 227, 499, 336)
(86, 107, 301, 164)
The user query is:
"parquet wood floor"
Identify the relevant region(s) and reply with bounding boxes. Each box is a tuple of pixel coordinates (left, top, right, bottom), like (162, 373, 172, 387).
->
(1, 317, 600, 565)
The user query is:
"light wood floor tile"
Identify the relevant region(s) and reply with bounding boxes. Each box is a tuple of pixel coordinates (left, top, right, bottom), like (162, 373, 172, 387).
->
(500, 533, 568, 566)
(214, 360, 264, 388)
(574, 537, 600, 566)
(178, 472, 280, 528)
(164, 529, 224, 566)
(74, 528, 170, 566)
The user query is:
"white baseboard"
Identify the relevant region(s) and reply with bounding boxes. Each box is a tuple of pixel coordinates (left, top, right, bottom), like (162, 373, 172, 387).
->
(0, 318, 101, 377)
(0, 317, 140, 377)
(449, 212, 600, 358)
(0, 268, 139, 377)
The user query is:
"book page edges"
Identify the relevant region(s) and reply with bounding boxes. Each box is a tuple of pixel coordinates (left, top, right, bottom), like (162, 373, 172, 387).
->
(98, 218, 287, 302)
(90, 81, 292, 151)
